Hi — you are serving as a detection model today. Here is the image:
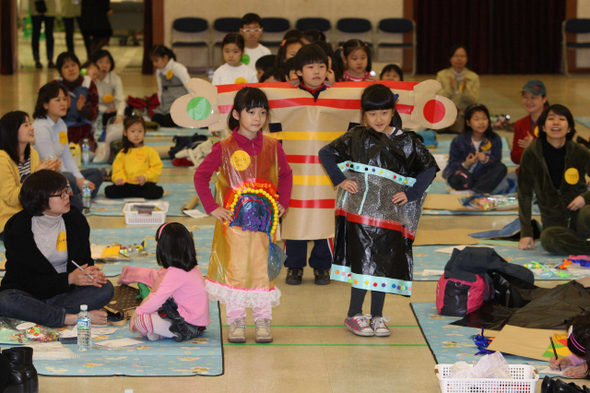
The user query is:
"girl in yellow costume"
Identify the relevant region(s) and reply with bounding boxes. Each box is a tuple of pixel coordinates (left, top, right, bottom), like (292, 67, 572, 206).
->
(194, 87, 293, 343)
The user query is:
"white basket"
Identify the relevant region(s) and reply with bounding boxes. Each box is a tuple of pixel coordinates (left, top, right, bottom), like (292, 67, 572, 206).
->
(435, 364, 539, 393)
(123, 202, 169, 225)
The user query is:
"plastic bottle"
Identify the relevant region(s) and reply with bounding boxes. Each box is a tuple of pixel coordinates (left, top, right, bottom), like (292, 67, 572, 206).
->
(77, 304, 91, 351)
(82, 181, 91, 213)
(207, 68, 214, 81)
(81, 138, 90, 165)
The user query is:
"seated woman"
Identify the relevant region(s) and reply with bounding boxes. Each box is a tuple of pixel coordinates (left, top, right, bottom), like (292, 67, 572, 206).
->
(0, 111, 60, 241)
(511, 80, 548, 165)
(32, 82, 103, 211)
(519, 104, 590, 255)
(0, 170, 112, 327)
(436, 45, 480, 134)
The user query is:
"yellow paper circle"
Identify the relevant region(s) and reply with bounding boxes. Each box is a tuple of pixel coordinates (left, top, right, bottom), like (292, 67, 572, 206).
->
(103, 94, 114, 104)
(533, 126, 539, 137)
(565, 168, 580, 185)
(234, 77, 248, 84)
(56, 232, 67, 252)
(59, 131, 68, 145)
(480, 141, 492, 151)
(230, 150, 251, 171)
(166, 69, 174, 80)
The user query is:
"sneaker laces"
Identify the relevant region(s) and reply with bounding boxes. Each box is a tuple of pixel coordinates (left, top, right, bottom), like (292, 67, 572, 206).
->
(231, 319, 247, 329)
(352, 314, 372, 329)
(255, 318, 271, 328)
(372, 316, 391, 329)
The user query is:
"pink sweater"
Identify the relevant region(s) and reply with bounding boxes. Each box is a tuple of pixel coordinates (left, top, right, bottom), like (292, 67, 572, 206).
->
(194, 130, 293, 214)
(135, 266, 210, 327)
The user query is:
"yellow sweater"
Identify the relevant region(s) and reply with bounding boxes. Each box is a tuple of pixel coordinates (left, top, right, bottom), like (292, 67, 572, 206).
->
(0, 149, 40, 232)
(112, 146, 163, 184)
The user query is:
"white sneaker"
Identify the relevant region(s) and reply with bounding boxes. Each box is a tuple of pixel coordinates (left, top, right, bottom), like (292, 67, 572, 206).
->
(255, 318, 273, 343)
(371, 316, 391, 337)
(228, 318, 246, 343)
(344, 314, 374, 337)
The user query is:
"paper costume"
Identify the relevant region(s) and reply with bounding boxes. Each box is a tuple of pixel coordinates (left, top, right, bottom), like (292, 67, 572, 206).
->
(171, 80, 456, 241)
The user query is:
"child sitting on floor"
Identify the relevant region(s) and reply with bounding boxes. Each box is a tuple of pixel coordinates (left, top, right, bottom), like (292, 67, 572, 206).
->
(105, 116, 164, 199)
(128, 222, 210, 341)
(151, 45, 190, 127)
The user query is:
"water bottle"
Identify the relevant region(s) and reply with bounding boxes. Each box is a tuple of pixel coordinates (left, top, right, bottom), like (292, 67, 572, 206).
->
(77, 304, 91, 351)
(82, 181, 91, 213)
(207, 68, 214, 81)
(81, 138, 90, 165)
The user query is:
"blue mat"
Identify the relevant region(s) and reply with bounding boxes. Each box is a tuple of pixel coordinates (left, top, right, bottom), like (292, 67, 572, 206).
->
(89, 182, 208, 217)
(431, 137, 516, 168)
(0, 225, 214, 278)
(413, 243, 588, 281)
(411, 302, 546, 371)
(575, 117, 590, 129)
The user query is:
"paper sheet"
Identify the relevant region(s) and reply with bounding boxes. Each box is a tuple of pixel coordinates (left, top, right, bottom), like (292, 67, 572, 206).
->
(183, 209, 209, 219)
(421, 269, 444, 276)
(93, 199, 125, 205)
(98, 338, 143, 348)
(538, 366, 573, 375)
(59, 326, 119, 339)
(434, 245, 491, 254)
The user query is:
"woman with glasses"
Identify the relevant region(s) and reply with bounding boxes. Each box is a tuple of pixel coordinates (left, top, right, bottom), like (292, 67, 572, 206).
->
(436, 45, 480, 134)
(0, 111, 61, 241)
(0, 170, 113, 327)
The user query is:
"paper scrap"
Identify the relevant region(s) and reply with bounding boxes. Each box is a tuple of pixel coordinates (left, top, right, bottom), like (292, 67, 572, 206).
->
(421, 269, 444, 276)
(538, 366, 573, 375)
(124, 198, 146, 203)
(183, 209, 209, 219)
(102, 246, 121, 258)
(59, 326, 119, 338)
(93, 199, 125, 205)
(98, 338, 143, 348)
(434, 245, 491, 254)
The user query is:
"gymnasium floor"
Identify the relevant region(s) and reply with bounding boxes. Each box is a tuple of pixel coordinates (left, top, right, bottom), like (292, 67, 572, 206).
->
(5, 37, 590, 393)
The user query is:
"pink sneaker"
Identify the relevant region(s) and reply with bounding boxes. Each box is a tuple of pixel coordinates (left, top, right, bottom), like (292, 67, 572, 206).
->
(371, 316, 391, 337)
(344, 314, 374, 336)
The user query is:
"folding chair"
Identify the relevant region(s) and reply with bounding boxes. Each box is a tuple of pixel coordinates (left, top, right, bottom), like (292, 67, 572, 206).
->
(296, 18, 332, 42)
(336, 18, 373, 49)
(212, 17, 241, 69)
(171, 17, 209, 73)
(259, 17, 291, 55)
(562, 18, 590, 77)
(376, 18, 416, 77)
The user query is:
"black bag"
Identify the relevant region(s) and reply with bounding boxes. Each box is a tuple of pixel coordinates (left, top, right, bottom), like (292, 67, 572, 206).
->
(168, 134, 208, 159)
(34, 0, 47, 13)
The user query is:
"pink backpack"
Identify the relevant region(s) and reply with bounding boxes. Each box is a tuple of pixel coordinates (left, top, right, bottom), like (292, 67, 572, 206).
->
(436, 274, 488, 317)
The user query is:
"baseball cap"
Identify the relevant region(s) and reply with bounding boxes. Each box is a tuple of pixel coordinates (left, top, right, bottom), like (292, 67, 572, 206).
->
(522, 79, 546, 96)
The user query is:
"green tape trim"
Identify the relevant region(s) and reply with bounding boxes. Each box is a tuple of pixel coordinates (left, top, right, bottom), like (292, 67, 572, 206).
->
(225, 343, 428, 347)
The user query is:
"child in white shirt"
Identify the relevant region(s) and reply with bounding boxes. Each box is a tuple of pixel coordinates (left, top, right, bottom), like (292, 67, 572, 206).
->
(239, 13, 271, 71)
(212, 34, 258, 86)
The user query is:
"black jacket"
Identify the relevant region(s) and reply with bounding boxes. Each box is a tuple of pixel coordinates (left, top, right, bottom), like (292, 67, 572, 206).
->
(0, 208, 94, 299)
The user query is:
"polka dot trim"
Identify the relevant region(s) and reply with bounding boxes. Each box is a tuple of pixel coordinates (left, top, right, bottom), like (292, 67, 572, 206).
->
(338, 161, 417, 187)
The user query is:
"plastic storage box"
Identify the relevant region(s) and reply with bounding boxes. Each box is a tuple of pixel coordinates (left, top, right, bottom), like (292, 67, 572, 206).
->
(123, 202, 169, 225)
(435, 364, 539, 393)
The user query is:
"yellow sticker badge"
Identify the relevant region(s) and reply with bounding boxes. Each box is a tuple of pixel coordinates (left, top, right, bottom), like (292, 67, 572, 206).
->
(230, 150, 251, 171)
(59, 131, 68, 145)
(166, 69, 174, 80)
(234, 77, 248, 84)
(565, 168, 580, 185)
(480, 140, 492, 151)
(533, 125, 539, 138)
(56, 232, 67, 252)
(103, 94, 114, 104)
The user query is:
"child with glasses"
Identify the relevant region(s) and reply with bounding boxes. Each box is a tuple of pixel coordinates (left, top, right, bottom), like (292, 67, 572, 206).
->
(240, 13, 271, 72)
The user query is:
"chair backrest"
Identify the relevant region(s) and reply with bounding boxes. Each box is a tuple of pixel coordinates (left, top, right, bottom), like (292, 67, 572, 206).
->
(336, 18, 373, 46)
(172, 18, 209, 45)
(260, 17, 290, 47)
(377, 18, 415, 45)
(213, 17, 241, 45)
(296, 18, 331, 32)
(564, 18, 590, 34)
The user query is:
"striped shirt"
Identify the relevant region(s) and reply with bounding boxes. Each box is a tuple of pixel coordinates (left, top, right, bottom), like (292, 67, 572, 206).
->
(17, 158, 31, 183)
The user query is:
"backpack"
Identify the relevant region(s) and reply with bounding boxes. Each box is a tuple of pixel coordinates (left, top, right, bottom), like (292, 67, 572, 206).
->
(436, 274, 492, 317)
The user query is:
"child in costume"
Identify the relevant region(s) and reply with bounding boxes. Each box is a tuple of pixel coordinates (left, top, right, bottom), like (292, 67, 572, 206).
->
(283, 44, 333, 286)
(194, 87, 293, 343)
(334, 39, 375, 82)
(442, 104, 507, 193)
(151, 45, 190, 127)
(129, 222, 209, 341)
(319, 84, 438, 336)
(212, 34, 258, 86)
(104, 116, 164, 199)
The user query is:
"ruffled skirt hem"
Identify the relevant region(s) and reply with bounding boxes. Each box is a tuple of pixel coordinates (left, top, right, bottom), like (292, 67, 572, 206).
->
(204, 279, 281, 308)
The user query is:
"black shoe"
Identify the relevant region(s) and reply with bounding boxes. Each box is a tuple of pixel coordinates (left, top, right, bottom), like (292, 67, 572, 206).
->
(2, 348, 29, 393)
(541, 375, 555, 393)
(285, 268, 303, 285)
(47, 61, 56, 69)
(34, 61, 42, 69)
(314, 269, 330, 285)
(554, 379, 585, 393)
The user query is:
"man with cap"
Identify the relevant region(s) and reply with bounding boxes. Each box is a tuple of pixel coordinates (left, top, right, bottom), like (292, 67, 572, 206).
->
(511, 79, 547, 165)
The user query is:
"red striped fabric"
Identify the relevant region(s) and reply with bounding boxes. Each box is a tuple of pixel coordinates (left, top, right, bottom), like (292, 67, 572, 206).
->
(335, 208, 415, 239)
(289, 199, 335, 208)
(286, 155, 321, 164)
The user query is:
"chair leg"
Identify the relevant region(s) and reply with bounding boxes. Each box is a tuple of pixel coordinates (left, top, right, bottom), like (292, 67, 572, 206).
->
(563, 42, 571, 77)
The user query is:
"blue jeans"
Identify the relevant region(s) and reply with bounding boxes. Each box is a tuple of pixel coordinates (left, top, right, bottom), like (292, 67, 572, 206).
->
(0, 281, 113, 327)
(63, 169, 103, 211)
(284, 239, 333, 270)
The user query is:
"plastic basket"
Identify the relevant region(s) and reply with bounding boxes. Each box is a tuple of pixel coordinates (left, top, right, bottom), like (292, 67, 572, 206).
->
(123, 202, 169, 225)
(435, 364, 539, 393)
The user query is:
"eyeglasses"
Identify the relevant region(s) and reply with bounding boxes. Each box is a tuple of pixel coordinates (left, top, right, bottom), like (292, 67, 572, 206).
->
(49, 189, 69, 199)
(242, 29, 262, 34)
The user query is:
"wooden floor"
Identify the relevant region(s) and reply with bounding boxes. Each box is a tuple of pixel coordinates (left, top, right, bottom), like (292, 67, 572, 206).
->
(4, 37, 590, 393)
